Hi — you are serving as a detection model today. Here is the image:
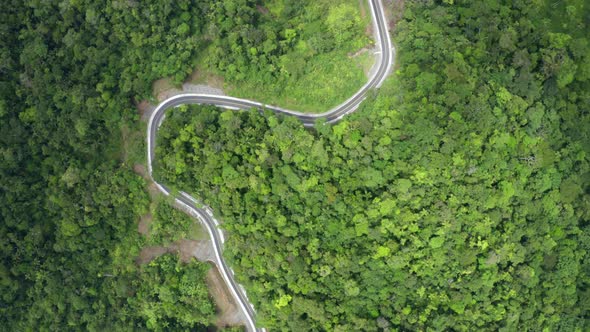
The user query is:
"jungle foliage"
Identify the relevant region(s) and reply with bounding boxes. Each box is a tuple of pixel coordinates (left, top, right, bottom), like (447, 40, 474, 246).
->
(198, 0, 372, 111)
(147, 199, 207, 246)
(156, 0, 590, 330)
(129, 254, 215, 331)
(2, 0, 589, 330)
(0, 0, 216, 330)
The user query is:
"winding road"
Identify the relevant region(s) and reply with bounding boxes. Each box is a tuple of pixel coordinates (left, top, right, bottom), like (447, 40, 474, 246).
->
(146, 0, 394, 330)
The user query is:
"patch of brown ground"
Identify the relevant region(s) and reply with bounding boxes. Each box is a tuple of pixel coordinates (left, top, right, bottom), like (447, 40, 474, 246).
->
(136, 238, 214, 264)
(206, 265, 246, 329)
(176, 239, 202, 263)
(138, 213, 152, 236)
(359, 0, 367, 18)
(350, 46, 371, 58)
(147, 182, 161, 200)
(136, 100, 153, 121)
(187, 67, 225, 90)
(386, 0, 405, 33)
(136, 246, 169, 265)
(256, 4, 269, 15)
(152, 77, 180, 101)
(133, 163, 147, 178)
(363, 0, 374, 37)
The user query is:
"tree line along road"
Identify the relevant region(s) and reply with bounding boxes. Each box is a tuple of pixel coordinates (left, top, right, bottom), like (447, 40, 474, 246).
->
(146, 0, 395, 330)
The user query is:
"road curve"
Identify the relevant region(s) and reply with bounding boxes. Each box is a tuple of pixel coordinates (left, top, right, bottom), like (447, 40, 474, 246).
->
(146, 1, 394, 330)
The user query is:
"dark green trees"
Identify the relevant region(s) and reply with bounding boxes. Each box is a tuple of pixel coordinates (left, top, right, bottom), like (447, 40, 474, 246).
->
(155, 0, 590, 330)
(129, 254, 215, 331)
(0, 0, 215, 330)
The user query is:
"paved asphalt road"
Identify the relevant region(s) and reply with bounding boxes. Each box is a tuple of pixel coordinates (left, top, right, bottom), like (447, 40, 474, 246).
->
(146, 0, 394, 331)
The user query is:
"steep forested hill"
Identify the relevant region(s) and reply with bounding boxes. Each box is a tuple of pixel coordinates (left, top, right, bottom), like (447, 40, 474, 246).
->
(155, 0, 590, 330)
(0, 0, 374, 330)
(1, 0, 589, 331)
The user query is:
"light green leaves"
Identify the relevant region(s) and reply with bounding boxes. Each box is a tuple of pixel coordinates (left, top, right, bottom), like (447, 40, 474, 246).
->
(429, 236, 445, 249)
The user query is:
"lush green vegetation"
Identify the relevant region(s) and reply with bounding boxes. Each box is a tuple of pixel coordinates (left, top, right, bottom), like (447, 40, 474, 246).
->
(156, 0, 590, 330)
(0, 0, 216, 329)
(3, 0, 589, 330)
(129, 254, 215, 331)
(148, 199, 208, 245)
(0, 0, 375, 329)
(195, 0, 373, 111)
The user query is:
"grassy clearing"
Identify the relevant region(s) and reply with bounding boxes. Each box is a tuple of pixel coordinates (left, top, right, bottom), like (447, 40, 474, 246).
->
(188, 221, 208, 241)
(122, 122, 146, 166)
(222, 50, 372, 112)
(188, 0, 376, 113)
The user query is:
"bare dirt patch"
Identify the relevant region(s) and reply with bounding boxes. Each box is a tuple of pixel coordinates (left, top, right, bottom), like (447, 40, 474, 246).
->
(152, 77, 180, 101)
(133, 163, 147, 178)
(177, 239, 200, 263)
(256, 4, 269, 15)
(147, 182, 161, 200)
(176, 238, 216, 263)
(136, 237, 215, 264)
(350, 46, 370, 58)
(362, 0, 374, 37)
(136, 245, 169, 265)
(386, 0, 405, 33)
(206, 265, 247, 329)
(138, 213, 152, 236)
(359, 0, 367, 18)
(136, 100, 153, 121)
(187, 67, 225, 90)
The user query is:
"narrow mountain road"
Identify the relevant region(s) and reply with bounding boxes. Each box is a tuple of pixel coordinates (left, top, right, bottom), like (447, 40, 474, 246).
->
(146, 1, 394, 330)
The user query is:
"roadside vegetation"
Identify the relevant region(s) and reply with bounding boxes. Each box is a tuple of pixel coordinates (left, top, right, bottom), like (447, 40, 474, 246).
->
(129, 254, 216, 330)
(1, 0, 371, 328)
(156, 0, 590, 330)
(147, 199, 208, 246)
(1, 0, 589, 331)
(194, 0, 373, 111)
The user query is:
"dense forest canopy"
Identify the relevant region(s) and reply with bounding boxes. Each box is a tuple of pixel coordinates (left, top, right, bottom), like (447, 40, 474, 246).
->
(1, 0, 589, 331)
(0, 0, 371, 329)
(0, 0, 215, 329)
(155, 0, 590, 330)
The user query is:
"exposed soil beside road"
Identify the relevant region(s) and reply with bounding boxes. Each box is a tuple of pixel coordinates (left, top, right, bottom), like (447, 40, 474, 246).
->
(136, 245, 169, 265)
(206, 265, 248, 328)
(385, 0, 404, 32)
(135, 238, 246, 330)
(136, 100, 154, 122)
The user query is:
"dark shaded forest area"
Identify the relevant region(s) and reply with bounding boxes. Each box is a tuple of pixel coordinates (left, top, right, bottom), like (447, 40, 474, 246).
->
(0, 0, 214, 329)
(1, 0, 589, 331)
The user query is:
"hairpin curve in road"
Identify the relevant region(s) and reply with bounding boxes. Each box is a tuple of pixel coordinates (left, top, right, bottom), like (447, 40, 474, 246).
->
(147, 1, 394, 330)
